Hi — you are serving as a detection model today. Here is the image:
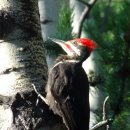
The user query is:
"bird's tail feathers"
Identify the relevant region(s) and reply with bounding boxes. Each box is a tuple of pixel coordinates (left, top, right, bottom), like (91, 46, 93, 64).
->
(61, 101, 77, 130)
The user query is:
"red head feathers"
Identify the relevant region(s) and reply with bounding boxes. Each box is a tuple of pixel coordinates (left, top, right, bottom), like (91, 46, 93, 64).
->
(72, 38, 97, 52)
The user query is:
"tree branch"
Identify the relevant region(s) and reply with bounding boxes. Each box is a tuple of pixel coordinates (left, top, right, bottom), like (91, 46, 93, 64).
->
(76, 0, 98, 38)
(77, 0, 91, 7)
(103, 96, 111, 130)
(89, 96, 112, 130)
(103, 96, 109, 121)
(90, 119, 112, 130)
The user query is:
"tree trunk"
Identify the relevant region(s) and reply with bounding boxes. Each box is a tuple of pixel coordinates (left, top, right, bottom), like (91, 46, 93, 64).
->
(38, 0, 62, 68)
(0, 0, 64, 129)
(38, 0, 61, 41)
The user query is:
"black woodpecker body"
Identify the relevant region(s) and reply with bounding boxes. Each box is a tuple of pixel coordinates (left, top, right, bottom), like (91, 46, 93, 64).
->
(45, 38, 97, 130)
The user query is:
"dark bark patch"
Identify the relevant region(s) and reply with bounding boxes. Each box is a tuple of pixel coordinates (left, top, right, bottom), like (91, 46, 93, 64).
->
(0, 9, 14, 38)
(13, 0, 41, 37)
(9, 91, 61, 129)
(41, 19, 53, 24)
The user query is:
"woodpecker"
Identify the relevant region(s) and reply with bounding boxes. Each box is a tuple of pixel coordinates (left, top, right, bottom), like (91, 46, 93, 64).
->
(45, 37, 97, 130)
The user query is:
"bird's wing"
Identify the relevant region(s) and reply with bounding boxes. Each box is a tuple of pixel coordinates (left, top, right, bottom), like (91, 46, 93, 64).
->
(59, 100, 77, 130)
(48, 62, 77, 130)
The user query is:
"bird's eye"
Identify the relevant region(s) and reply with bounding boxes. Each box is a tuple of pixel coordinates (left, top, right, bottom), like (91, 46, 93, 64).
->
(73, 41, 77, 45)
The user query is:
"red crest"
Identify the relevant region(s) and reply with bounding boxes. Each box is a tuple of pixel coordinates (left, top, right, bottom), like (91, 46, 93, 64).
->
(75, 38, 97, 52)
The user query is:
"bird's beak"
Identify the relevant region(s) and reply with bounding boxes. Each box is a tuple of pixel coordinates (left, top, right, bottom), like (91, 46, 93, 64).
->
(48, 37, 75, 56)
(48, 37, 66, 49)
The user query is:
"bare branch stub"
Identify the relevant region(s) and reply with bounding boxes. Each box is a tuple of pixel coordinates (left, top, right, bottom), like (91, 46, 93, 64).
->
(103, 96, 109, 121)
(103, 96, 111, 130)
(32, 84, 49, 105)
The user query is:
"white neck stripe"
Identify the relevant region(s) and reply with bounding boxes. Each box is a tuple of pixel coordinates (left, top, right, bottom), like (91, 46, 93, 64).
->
(52, 60, 79, 70)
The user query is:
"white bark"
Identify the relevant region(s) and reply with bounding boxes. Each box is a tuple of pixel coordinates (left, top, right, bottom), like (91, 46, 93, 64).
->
(38, 0, 62, 68)
(38, 0, 61, 41)
(0, 106, 13, 130)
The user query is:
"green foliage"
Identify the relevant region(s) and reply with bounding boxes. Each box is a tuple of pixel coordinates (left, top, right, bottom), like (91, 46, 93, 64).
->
(84, 0, 130, 129)
(112, 110, 130, 130)
(56, 1, 73, 40)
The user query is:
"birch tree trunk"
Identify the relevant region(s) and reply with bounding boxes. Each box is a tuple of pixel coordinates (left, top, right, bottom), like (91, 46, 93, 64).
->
(38, 0, 62, 68)
(0, 0, 62, 129)
(38, 0, 61, 41)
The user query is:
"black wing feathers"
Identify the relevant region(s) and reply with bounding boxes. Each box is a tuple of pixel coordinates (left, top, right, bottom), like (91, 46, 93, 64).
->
(49, 62, 90, 130)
